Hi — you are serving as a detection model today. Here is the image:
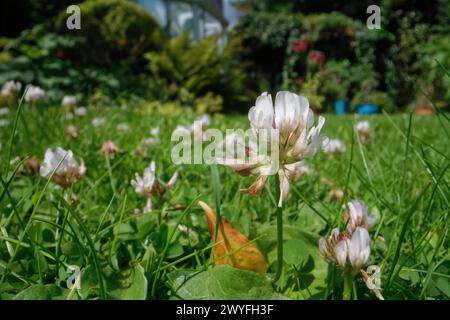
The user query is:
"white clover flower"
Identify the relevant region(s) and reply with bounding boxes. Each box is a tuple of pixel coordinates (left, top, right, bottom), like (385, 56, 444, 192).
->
(283, 161, 310, 182)
(143, 127, 160, 145)
(345, 200, 376, 234)
(144, 137, 157, 145)
(0, 107, 10, 116)
(74, 106, 87, 117)
(62, 95, 77, 108)
(131, 161, 178, 199)
(356, 120, 373, 145)
(40, 147, 86, 188)
(323, 138, 346, 155)
(65, 113, 74, 121)
(0, 119, 9, 127)
(178, 224, 189, 233)
(150, 127, 160, 136)
(66, 124, 78, 139)
(190, 115, 211, 142)
(24, 85, 45, 103)
(345, 227, 371, 271)
(320, 227, 371, 274)
(1, 81, 22, 98)
(92, 117, 106, 127)
(220, 91, 327, 206)
(99, 140, 120, 159)
(117, 123, 130, 131)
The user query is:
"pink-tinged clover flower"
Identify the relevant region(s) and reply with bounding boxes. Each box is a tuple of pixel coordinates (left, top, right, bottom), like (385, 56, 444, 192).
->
(356, 120, 373, 145)
(220, 91, 327, 206)
(131, 161, 178, 212)
(99, 140, 120, 160)
(40, 147, 86, 188)
(62, 95, 77, 108)
(25, 85, 45, 103)
(323, 138, 346, 155)
(1, 81, 22, 98)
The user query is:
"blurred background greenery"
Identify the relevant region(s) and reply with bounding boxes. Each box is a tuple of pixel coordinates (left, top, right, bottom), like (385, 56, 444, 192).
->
(0, 0, 449, 113)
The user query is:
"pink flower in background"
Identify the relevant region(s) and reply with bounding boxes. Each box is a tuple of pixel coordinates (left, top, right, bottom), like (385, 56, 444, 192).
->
(295, 77, 304, 88)
(291, 39, 309, 53)
(307, 50, 325, 66)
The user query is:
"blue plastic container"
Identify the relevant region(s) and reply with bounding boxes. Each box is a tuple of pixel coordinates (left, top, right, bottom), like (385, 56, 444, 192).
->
(356, 104, 380, 114)
(334, 100, 348, 115)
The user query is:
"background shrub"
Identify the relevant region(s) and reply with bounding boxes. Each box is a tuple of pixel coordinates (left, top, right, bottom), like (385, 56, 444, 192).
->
(54, 0, 162, 70)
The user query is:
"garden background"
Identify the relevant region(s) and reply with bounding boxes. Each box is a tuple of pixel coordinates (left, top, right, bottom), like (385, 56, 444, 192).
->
(0, 0, 449, 301)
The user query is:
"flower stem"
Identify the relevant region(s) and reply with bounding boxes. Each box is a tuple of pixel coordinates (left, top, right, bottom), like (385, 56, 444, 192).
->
(273, 205, 283, 282)
(343, 274, 353, 300)
(273, 176, 284, 283)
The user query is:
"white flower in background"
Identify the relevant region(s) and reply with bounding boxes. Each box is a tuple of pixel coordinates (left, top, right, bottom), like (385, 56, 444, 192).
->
(150, 127, 160, 136)
(220, 91, 327, 206)
(144, 127, 160, 145)
(92, 117, 106, 127)
(283, 161, 310, 182)
(62, 95, 77, 108)
(117, 123, 130, 131)
(99, 140, 120, 159)
(356, 120, 373, 145)
(40, 147, 86, 188)
(178, 224, 188, 233)
(24, 85, 45, 103)
(66, 124, 78, 139)
(131, 161, 164, 197)
(345, 200, 376, 234)
(65, 113, 74, 121)
(323, 138, 346, 155)
(1, 81, 22, 98)
(0, 107, 10, 116)
(190, 114, 212, 142)
(74, 106, 87, 117)
(131, 161, 178, 212)
(0, 119, 9, 127)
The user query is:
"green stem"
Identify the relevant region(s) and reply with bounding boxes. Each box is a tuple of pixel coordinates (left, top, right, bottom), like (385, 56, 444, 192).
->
(273, 176, 284, 283)
(343, 274, 353, 300)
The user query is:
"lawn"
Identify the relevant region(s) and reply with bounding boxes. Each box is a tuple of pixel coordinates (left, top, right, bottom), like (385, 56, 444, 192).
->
(0, 104, 449, 300)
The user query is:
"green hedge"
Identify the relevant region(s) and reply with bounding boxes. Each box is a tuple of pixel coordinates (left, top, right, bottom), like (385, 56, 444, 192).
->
(54, 0, 162, 69)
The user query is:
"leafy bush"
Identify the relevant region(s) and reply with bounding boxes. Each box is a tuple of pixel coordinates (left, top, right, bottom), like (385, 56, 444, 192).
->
(145, 33, 252, 112)
(54, 0, 162, 70)
(416, 34, 450, 110)
(0, 24, 147, 103)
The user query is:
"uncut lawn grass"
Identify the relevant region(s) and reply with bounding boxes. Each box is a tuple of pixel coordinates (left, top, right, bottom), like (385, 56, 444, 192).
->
(0, 104, 448, 300)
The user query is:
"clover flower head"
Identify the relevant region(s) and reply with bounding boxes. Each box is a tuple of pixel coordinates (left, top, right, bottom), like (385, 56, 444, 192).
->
(320, 227, 371, 274)
(0, 107, 10, 116)
(323, 139, 346, 155)
(92, 117, 106, 128)
(25, 85, 45, 103)
(356, 121, 373, 144)
(74, 106, 87, 117)
(40, 147, 86, 188)
(66, 124, 78, 139)
(345, 200, 376, 234)
(100, 140, 120, 159)
(1, 81, 22, 98)
(221, 91, 327, 206)
(131, 161, 178, 199)
(62, 95, 77, 108)
(117, 123, 130, 131)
